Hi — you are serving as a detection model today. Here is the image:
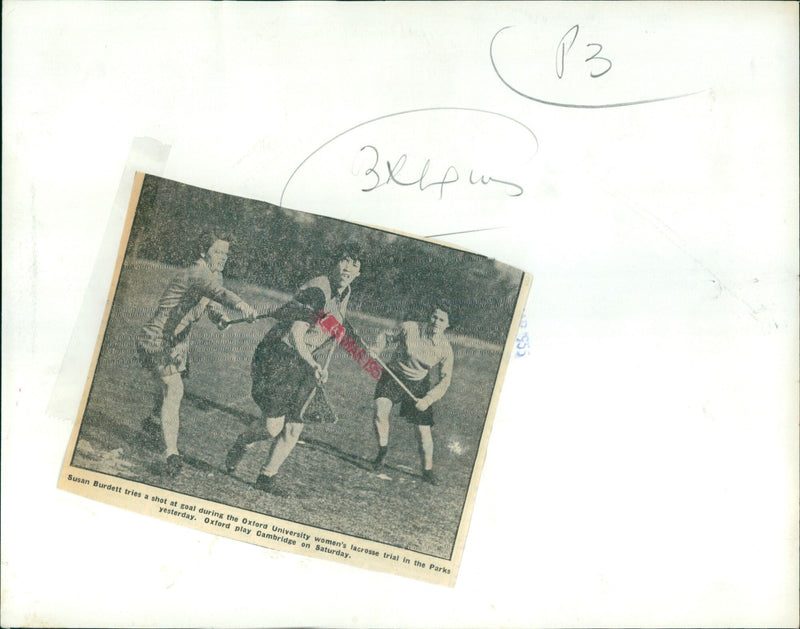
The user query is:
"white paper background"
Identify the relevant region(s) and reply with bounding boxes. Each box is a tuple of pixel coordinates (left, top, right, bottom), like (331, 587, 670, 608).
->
(2, 2, 798, 627)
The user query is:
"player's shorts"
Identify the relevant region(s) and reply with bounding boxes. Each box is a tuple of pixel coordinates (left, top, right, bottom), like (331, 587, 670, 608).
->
(251, 335, 318, 423)
(374, 367, 433, 426)
(136, 336, 188, 378)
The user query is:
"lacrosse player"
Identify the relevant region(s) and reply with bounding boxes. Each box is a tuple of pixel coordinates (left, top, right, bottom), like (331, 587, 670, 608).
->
(225, 243, 363, 496)
(370, 304, 454, 485)
(136, 229, 257, 476)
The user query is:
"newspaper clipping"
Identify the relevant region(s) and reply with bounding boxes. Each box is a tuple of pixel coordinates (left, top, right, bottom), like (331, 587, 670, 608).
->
(58, 172, 531, 586)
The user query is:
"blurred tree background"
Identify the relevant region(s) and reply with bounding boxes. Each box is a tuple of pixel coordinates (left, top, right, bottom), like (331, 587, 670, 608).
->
(126, 175, 524, 344)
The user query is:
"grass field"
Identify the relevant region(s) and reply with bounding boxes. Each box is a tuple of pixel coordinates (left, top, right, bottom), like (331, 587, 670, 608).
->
(73, 260, 507, 559)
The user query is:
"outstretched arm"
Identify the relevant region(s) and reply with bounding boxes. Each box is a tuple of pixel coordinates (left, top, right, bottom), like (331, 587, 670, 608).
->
(194, 267, 257, 321)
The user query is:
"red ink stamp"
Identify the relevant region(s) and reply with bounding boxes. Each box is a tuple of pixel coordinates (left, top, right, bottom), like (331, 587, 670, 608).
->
(315, 312, 383, 380)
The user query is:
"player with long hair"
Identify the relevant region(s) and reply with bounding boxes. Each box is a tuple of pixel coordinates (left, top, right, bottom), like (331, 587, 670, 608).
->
(136, 229, 257, 475)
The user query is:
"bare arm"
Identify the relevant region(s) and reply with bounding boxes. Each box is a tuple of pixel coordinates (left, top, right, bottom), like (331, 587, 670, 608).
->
(289, 321, 318, 368)
(290, 320, 328, 382)
(417, 346, 454, 409)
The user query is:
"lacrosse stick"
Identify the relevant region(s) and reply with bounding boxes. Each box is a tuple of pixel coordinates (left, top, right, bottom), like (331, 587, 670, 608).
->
(345, 324, 421, 403)
(298, 337, 338, 421)
(221, 312, 275, 328)
(222, 298, 325, 328)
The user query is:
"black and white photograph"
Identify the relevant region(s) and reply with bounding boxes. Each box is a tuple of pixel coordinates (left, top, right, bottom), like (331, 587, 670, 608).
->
(59, 172, 530, 583)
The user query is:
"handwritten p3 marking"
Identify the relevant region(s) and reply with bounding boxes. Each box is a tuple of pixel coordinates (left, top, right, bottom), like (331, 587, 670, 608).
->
(556, 24, 612, 80)
(490, 25, 707, 109)
(356, 145, 523, 200)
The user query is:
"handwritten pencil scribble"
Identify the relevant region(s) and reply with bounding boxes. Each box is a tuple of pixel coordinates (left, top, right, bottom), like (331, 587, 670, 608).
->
(280, 107, 537, 208)
(355, 145, 523, 200)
